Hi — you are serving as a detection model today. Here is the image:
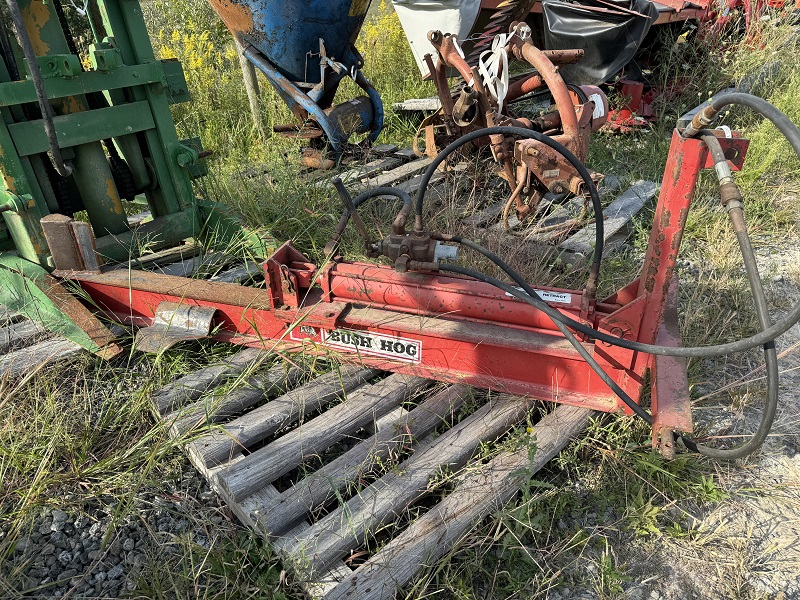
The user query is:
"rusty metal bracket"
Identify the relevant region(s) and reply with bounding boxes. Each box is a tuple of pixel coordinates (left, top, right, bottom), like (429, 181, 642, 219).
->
(135, 301, 217, 353)
(651, 277, 693, 458)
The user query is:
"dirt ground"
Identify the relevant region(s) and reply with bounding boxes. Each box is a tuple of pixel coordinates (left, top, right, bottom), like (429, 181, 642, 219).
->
(600, 245, 800, 600)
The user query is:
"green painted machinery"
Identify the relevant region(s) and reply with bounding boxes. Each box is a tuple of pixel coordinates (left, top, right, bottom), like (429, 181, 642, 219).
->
(0, 0, 272, 356)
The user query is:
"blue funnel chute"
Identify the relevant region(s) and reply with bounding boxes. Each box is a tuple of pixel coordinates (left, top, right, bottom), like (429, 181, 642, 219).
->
(209, 0, 384, 156)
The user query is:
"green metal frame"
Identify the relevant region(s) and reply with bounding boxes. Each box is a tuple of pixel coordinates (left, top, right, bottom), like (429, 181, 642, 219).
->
(0, 0, 274, 354)
(0, 254, 105, 354)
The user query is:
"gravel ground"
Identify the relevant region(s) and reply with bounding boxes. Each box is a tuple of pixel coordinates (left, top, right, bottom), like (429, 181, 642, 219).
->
(0, 470, 234, 599)
(538, 244, 800, 600)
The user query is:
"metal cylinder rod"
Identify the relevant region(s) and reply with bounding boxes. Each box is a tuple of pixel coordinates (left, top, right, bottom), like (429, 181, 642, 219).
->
(18, 0, 128, 236)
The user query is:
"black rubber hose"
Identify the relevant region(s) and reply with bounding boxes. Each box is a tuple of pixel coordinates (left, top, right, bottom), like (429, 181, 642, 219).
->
(421, 97, 800, 358)
(437, 133, 784, 457)
(326, 185, 413, 254)
(680, 134, 779, 459)
(5, 0, 73, 177)
(416, 94, 793, 458)
(709, 93, 800, 155)
(414, 126, 604, 298)
(351, 186, 414, 236)
(444, 232, 794, 362)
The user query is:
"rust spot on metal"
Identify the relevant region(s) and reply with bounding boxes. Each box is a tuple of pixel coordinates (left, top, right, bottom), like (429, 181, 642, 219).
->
(105, 177, 124, 215)
(59, 96, 85, 115)
(659, 209, 671, 230)
(671, 153, 682, 183)
(21, 2, 51, 56)
(207, 0, 257, 42)
(644, 258, 659, 293)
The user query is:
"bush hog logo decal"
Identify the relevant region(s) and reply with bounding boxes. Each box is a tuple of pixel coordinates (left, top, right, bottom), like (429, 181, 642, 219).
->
(290, 326, 422, 363)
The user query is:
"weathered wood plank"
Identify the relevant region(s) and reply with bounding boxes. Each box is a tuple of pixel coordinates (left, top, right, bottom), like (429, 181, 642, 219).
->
(0, 338, 82, 378)
(393, 170, 444, 196)
(366, 405, 408, 435)
(362, 158, 433, 188)
(392, 97, 441, 112)
(461, 200, 504, 228)
(218, 374, 431, 503)
(318, 156, 405, 189)
(152, 347, 266, 416)
(0, 306, 21, 326)
(166, 363, 305, 438)
(281, 393, 538, 576)
(325, 404, 594, 600)
(208, 452, 352, 598)
(110, 242, 198, 271)
(155, 252, 231, 278)
(258, 385, 471, 538)
(392, 148, 418, 161)
(194, 435, 353, 599)
(521, 198, 587, 243)
(371, 144, 399, 156)
(127, 210, 152, 227)
(0, 319, 47, 355)
(559, 180, 659, 256)
(188, 367, 380, 469)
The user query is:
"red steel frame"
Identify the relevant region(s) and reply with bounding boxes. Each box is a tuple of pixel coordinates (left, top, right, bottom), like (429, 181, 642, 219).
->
(65, 130, 748, 452)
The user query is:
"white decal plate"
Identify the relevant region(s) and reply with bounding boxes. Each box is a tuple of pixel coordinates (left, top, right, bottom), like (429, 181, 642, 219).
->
(290, 327, 422, 363)
(505, 287, 573, 304)
(589, 93, 606, 119)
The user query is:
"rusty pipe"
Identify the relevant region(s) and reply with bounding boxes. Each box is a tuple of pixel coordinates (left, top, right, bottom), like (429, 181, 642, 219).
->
(505, 74, 544, 103)
(508, 36, 579, 141)
(540, 49, 585, 65)
(469, 66, 495, 125)
(428, 31, 476, 85)
(501, 175, 527, 233)
(392, 202, 412, 236)
(685, 105, 721, 138)
(425, 53, 455, 117)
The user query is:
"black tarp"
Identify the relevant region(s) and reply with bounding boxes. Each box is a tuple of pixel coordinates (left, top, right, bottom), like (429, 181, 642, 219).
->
(541, 0, 658, 85)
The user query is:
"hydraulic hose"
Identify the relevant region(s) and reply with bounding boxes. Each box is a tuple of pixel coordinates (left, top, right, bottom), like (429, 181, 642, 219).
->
(414, 126, 605, 301)
(351, 186, 413, 211)
(5, 0, 73, 177)
(687, 134, 779, 458)
(425, 93, 799, 458)
(351, 185, 414, 236)
(438, 262, 656, 424)
(416, 97, 800, 359)
(325, 182, 413, 255)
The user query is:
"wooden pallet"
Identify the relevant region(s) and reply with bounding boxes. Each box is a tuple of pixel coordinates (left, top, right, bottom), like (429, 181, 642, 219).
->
(3, 145, 647, 596)
(122, 240, 602, 598)
(151, 353, 593, 599)
(3, 252, 592, 600)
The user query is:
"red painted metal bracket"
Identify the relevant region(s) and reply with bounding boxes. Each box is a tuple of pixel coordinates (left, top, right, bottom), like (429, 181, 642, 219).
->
(651, 276, 693, 459)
